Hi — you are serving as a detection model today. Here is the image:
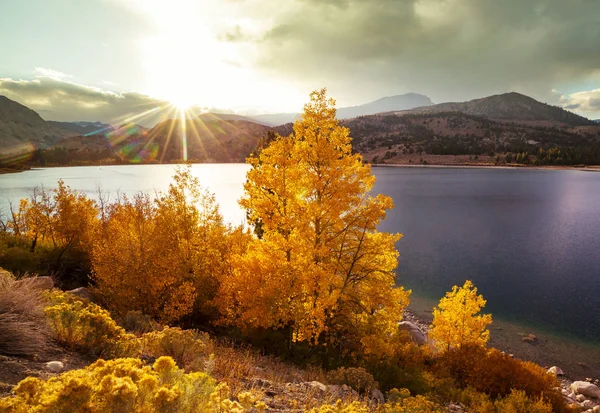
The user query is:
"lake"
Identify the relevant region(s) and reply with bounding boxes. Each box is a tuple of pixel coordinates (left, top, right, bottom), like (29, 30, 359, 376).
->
(1, 164, 600, 371)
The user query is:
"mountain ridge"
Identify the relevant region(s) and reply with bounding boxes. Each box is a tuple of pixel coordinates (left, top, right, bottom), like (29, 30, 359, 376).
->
(247, 93, 433, 126)
(400, 92, 594, 126)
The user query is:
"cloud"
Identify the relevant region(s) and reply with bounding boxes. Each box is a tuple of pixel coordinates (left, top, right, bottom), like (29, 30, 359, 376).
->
(557, 88, 600, 117)
(0, 76, 175, 126)
(34, 67, 73, 80)
(217, 0, 600, 108)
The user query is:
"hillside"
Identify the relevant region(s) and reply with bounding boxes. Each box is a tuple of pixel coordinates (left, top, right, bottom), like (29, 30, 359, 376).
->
(48, 121, 115, 136)
(147, 116, 271, 162)
(0, 95, 67, 156)
(346, 112, 600, 165)
(248, 93, 433, 126)
(403, 92, 594, 126)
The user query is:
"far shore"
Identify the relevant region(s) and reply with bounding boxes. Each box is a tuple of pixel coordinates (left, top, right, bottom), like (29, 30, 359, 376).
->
(373, 162, 600, 172)
(2, 161, 600, 175)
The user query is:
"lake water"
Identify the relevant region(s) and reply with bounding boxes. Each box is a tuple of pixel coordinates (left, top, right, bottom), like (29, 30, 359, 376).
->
(1, 164, 600, 352)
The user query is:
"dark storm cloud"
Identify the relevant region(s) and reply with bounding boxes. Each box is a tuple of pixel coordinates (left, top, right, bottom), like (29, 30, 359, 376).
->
(0, 76, 172, 125)
(233, 0, 600, 107)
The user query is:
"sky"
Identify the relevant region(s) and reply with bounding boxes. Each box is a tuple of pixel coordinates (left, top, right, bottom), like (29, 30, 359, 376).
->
(0, 0, 599, 123)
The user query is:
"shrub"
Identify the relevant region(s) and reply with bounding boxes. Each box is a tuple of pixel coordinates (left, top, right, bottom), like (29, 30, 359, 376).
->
(385, 388, 445, 413)
(435, 345, 568, 412)
(430, 280, 492, 351)
(307, 400, 370, 413)
(0, 357, 217, 413)
(326, 367, 378, 393)
(365, 342, 430, 393)
(140, 327, 213, 370)
(0, 271, 50, 357)
(44, 291, 138, 358)
(494, 390, 553, 413)
(120, 310, 160, 335)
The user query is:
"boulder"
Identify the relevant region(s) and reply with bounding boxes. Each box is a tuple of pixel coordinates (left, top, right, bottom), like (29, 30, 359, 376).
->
(371, 389, 385, 404)
(593, 405, 600, 412)
(308, 381, 327, 392)
(571, 381, 600, 398)
(399, 321, 428, 345)
(69, 287, 97, 303)
(14, 276, 53, 291)
(45, 361, 64, 373)
(581, 399, 594, 409)
(577, 394, 587, 402)
(548, 366, 565, 376)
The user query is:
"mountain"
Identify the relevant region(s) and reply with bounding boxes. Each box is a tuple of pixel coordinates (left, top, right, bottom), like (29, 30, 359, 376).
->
(0, 95, 66, 157)
(145, 117, 272, 162)
(594, 119, 600, 123)
(248, 93, 433, 126)
(401, 92, 594, 126)
(48, 121, 115, 136)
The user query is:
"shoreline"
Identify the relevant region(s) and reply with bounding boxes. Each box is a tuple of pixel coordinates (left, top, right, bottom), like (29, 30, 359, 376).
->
(2, 161, 600, 174)
(372, 162, 600, 172)
(405, 295, 600, 382)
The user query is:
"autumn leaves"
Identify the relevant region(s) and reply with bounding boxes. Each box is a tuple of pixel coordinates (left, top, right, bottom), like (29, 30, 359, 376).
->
(6, 88, 493, 357)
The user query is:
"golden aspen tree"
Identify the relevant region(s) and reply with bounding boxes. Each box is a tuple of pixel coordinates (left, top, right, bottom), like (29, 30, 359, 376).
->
(52, 180, 98, 264)
(92, 166, 230, 323)
(217, 89, 410, 356)
(430, 280, 493, 351)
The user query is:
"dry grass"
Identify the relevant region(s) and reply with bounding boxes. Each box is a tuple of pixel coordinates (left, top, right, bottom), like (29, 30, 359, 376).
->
(211, 338, 327, 393)
(207, 339, 364, 411)
(0, 269, 51, 358)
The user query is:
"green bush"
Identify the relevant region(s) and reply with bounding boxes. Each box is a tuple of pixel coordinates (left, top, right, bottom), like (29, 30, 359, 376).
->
(326, 367, 378, 393)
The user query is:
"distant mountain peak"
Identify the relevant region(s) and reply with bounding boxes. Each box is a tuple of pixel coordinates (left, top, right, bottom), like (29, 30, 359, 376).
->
(247, 93, 433, 126)
(404, 92, 594, 126)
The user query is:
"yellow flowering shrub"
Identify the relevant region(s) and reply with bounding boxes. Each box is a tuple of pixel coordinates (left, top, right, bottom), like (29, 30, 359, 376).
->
(384, 388, 444, 413)
(44, 291, 139, 358)
(307, 400, 370, 413)
(141, 326, 213, 369)
(0, 357, 216, 413)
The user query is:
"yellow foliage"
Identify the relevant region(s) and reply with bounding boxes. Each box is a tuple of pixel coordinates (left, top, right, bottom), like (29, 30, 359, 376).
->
(307, 400, 370, 413)
(7, 181, 98, 257)
(140, 326, 213, 370)
(0, 357, 216, 413)
(493, 390, 553, 413)
(92, 166, 231, 323)
(217, 88, 410, 356)
(429, 280, 492, 351)
(44, 291, 139, 358)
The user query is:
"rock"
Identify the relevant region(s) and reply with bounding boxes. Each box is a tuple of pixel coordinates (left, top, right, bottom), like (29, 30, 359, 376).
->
(69, 287, 97, 303)
(308, 381, 327, 392)
(548, 366, 565, 376)
(581, 399, 595, 409)
(593, 405, 600, 412)
(571, 381, 600, 398)
(14, 276, 53, 291)
(45, 361, 64, 373)
(522, 333, 538, 344)
(371, 389, 385, 404)
(399, 321, 428, 345)
(328, 384, 359, 400)
(577, 394, 587, 402)
(447, 402, 464, 412)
